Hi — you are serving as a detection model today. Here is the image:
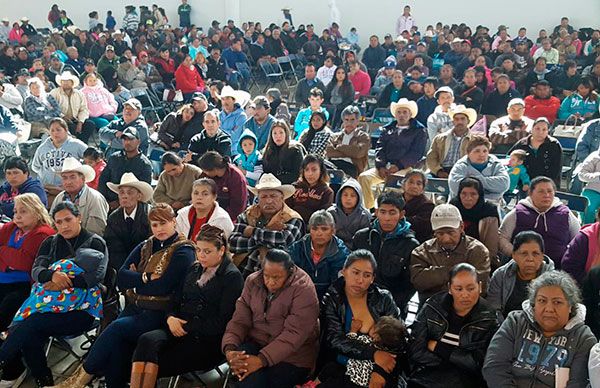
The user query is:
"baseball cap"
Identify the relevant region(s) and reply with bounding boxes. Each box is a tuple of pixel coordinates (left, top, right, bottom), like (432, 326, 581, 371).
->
(406, 44, 416, 51)
(533, 79, 551, 87)
(384, 59, 396, 68)
(121, 127, 140, 139)
(123, 98, 142, 111)
(508, 98, 525, 108)
(105, 45, 115, 52)
(84, 59, 95, 66)
(191, 92, 207, 102)
(434, 86, 454, 98)
(431, 204, 462, 230)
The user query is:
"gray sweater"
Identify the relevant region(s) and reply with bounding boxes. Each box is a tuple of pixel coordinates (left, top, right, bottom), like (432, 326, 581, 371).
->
(31, 137, 88, 187)
(483, 301, 596, 388)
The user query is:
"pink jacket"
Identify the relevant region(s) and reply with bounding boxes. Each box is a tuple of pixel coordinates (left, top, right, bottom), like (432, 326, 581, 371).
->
(349, 70, 372, 97)
(221, 266, 320, 370)
(81, 84, 118, 118)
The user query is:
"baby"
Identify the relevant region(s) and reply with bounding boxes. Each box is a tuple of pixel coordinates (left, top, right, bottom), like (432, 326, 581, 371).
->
(345, 316, 408, 387)
(506, 149, 531, 193)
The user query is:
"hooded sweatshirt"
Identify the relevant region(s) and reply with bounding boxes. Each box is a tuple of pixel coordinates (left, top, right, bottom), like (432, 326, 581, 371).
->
(0, 176, 47, 218)
(327, 179, 371, 249)
(499, 197, 580, 268)
(219, 106, 247, 157)
(31, 136, 88, 187)
(483, 301, 596, 388)
(233, 128, 263, 186)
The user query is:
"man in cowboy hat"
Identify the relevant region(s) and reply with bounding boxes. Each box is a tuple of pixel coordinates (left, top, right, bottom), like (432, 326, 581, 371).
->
(104, 172, 152, 270)
(358, 98, 427, 209)
(20, 17, 37, 37)
(99, 98, 149, 156)
(50, 157, 109, 235)
(50, 71, 95, 143)
(427, 104, 478, 178)
(98, 127, 152, 210)
(219, 85, 250, 157)
(230, 173, 304, 277)
(427, 85, 455, 142)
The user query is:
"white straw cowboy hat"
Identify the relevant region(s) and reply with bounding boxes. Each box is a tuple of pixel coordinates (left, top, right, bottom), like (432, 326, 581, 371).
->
(55, 71, 80, 88)
(248, 173, 296, 199)
(449, 104, 478, 127)
(390, 98, 418, 118)
(107, 172, 153, 203)
(217, 85, 251, 108)
(61, 157, 95, 183)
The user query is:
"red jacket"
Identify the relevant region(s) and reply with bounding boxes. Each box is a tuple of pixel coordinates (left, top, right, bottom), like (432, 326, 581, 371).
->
(524, 95, 561, 123)
(175, 64, 205, 94)
(349, 69, 372, 97)
(0, 222, 55, 274)
(200, 164, 248, 221)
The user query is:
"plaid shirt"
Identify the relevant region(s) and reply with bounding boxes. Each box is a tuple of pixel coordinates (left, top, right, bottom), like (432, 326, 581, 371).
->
(299, 128, 332, 159)
(442, 133, 465, 168)
(229, 211, 304, 276)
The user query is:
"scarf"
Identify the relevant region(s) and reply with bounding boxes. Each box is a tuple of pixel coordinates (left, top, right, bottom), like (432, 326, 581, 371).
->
(449, 178, 499, 239)
(196, 266, 218, 288)
(301, 111, 328, 150)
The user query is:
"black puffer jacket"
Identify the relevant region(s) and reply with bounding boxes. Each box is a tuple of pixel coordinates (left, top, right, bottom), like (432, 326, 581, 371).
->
(320, 277, 401, 363)
(262, 142, 306, 185)
(408, 292, 499, 388)
(188, 128, 232, 163)
(352, 225, 419, 314)
(170, 256, 243, 338)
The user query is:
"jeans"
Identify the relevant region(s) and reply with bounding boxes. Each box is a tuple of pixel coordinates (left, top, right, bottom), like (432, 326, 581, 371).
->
(83, 304, 166, 388)
(0, 311, 94, 380)
(231, 342, 309, 388)
(67, 119, 96, 144)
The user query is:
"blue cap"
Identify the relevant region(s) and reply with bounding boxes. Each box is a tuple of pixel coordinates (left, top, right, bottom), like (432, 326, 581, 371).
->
(384, 60, 396, 68)
(406, 44, 416, 51)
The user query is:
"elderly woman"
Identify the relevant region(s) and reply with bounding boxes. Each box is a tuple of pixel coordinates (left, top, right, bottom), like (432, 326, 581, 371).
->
(288, 210, 350, 299)
(408, 263, 498, 388)
(0, 202, 106, 387)
(222, 249, 319, 388)
(175, 178, 234, 240)
(0, 156, 47, 218)
(53, 203, 195, 388)
(402, 170, 434, 243)
(262, 119, 307, 185)
(129, 225, 244, 387)
(449, 177, 500, 262)
(488, 231, 555, 320)
(500, 176, 579, 269)
(197, 151, 248, 222)
(286, 154, 334, 223)
(0, 194, 55, 386)
(22, 77, 62, 138)
(319, 250, 405, 388)
(448, 135, 510, 203)
(509, 117, 563, 187)
(483, 271, 596, 387)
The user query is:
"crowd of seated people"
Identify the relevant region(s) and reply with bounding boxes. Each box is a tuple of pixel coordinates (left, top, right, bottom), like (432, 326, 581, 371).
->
(3, 3, 600, 388)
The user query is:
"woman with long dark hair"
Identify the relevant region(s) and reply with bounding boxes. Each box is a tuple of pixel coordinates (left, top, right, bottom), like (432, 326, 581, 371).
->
(298, 111, 332, 158)
(286, 154, 334, 223)
(262, 120, 306, 184)
(324, 66, 355, 129)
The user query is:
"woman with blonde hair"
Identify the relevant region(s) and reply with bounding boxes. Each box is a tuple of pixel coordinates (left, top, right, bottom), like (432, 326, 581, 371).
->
(0, 193, 55, 386)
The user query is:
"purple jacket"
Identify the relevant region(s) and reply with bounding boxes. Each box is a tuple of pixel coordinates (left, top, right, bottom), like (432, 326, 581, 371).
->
(513, 202, 572, 268)
(375, 119, 427, 169)
(562, 222, 599, 285)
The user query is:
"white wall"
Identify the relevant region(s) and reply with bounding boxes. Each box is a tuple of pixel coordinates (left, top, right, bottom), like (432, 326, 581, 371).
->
(4, 0, 600, 47)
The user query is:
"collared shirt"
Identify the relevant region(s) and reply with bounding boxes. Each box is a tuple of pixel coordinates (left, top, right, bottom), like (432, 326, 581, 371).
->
(124, 205, 137, 221)
(442, 132, 467, 168)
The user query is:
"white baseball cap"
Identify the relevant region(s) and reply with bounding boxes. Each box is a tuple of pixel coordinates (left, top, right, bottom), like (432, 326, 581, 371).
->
(431, 204, 462, 230)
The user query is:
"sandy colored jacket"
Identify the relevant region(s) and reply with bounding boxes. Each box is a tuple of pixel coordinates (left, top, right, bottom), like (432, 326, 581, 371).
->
(153, 163, 203, 206)
(426, 129, 474, 175)
(325, 127, 371, 174)
(49, 87, 89, 123)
